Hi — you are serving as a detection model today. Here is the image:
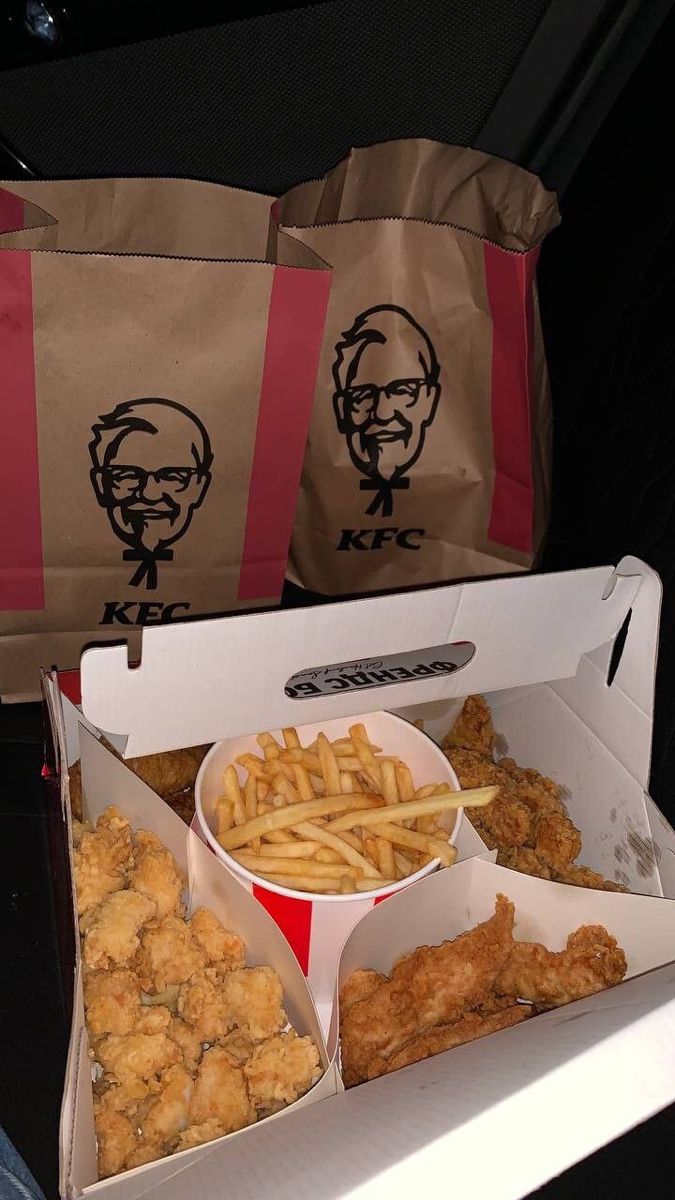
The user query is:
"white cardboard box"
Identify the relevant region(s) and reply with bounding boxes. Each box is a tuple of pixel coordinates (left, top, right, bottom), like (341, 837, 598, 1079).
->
(45, 555, 675, 1200)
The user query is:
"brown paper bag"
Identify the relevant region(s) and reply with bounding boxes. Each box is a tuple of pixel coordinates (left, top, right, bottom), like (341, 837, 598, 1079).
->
(276, 141, 560, 595)
(0, 178, 330, 699)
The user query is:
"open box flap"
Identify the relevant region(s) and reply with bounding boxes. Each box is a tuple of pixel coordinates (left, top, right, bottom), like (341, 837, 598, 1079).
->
(79, 564, 640, 757)
(67, 731, 335, 1199)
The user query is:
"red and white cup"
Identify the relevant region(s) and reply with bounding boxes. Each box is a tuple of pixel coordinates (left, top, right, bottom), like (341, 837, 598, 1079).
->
(195, 711, 461, 1023)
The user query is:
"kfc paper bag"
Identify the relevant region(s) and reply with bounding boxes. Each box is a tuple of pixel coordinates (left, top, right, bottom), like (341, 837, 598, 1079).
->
(276, 141, 559, 595)
(0, 177, 330, 700)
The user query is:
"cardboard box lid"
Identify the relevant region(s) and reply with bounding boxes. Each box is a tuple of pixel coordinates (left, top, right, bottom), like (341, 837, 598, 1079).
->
(79, 560, 645, 757)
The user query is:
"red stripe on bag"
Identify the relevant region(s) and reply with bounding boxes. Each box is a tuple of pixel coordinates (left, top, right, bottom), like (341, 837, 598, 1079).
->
(0, 246, 44, 610)
(252, 884, 313, 975)
(58, 670, 82, 705)
(0, 189, 24, 232)
(484, 243, 539, 554)
(237, 265, 330, 601)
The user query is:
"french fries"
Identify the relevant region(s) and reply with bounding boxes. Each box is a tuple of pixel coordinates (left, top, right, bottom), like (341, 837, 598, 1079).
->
(213, 723, 497, 895)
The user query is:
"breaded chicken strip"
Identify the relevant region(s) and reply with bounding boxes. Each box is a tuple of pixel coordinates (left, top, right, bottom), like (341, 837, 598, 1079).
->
(553, 863, 628, 892)
(84, 968, 142, 1038)
(96, 1032, 181, 1083)
(83, 890, 157, 971)
(374, 1004, 533, 1078)
(189, 1047, 255, 1133)
(136, 915, 206, 992)
(189, 907, 246, 970)
(534, 809, 582, 873)
(445, 750, 534, 847)
(497, 847, 552, 879)
(442, 695, 496, 756)
(339, 969, 387, 1016)
(496, 924, 627, 1006)
(340, 896, 514, 1086)
(74, 806, 134, 917)
(244, 1031, 320, 1108)
(129, 831, 185, 920)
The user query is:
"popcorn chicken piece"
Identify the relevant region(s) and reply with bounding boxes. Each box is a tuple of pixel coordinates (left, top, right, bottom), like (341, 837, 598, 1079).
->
(220, 968, 286, 1041)
(84, 968, 142, 1038)
(167, 1016, 205, 1074)
(177, 968, 235, 1043)
(189, 907, 246, 970)
(74, 806, 134, 917)
(218, 1027, 256, 1066)
(189, 1047, 255, 1133)
(136, 1005, 172, 1035)
(83, 890, 157, 971)
(96, 1032, 181, 1084)
(140, 1065, 194, 1148)
(129, 831, 186, 920)
(95, 1109, 136, 1178)
(174, 1118, 227, 1152)
(244, 1031, 320, 1108)
(136, 915, 207, 992)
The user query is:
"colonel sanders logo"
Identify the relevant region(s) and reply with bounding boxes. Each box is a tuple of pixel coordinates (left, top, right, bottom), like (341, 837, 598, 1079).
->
(89, 398, 213, 589)
(332, 305, 441, 517)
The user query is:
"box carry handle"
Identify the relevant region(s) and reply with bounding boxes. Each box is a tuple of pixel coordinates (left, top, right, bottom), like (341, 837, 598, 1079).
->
(79, 563, 642, 757)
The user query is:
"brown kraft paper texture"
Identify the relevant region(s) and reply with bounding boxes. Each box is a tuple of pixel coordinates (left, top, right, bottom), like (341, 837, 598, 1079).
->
(276, 141, 560, 596)
(0, 178, 330, 699)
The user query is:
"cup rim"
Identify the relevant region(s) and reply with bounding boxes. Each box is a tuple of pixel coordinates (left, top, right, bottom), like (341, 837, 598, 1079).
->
(195, 711, 462, 904)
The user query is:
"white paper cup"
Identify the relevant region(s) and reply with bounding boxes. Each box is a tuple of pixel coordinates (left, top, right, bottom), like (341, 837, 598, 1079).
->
(196, 711, 461, 1018)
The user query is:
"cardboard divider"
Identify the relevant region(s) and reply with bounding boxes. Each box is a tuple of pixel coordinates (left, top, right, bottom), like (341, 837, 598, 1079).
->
(63, 728, 336, 1198)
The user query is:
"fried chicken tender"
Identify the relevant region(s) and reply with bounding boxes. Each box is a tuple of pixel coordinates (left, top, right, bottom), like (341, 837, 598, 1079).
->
(442, 694, 496, 756)
(74, 806, 134, 917)
(83, 890, 157, 971)
(444, 698, 622, 892)
(129, 831, 186, 920)
(96, 1032, 181, 1083)
(189, 907, 246, 970)
(84, 968, 142, 1038)
(94, 1078, 150, 1118)
(376, 1004, 533, 1078)
(136, 915, 207, 992)
(497, 847, 552, 879)
(553, 863, 628, 892)
(534, 809, 582, 872)
(220, 968, 286, 1041)
(189, 1047, 255, 1133)
(167, 1016, 204, 1073)
(446, 750, 534, 847)
(244, 1031, 320, 1108)
(174, 1118, 228, 1152)
(339, 969, 387, 1016)
(124, 746, 211, 799)
(340, 896, 514, 1086)
(392, 894, 515, 1026)
(496, 924, 627, 1006)
(140, 1065, 194, 1148)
